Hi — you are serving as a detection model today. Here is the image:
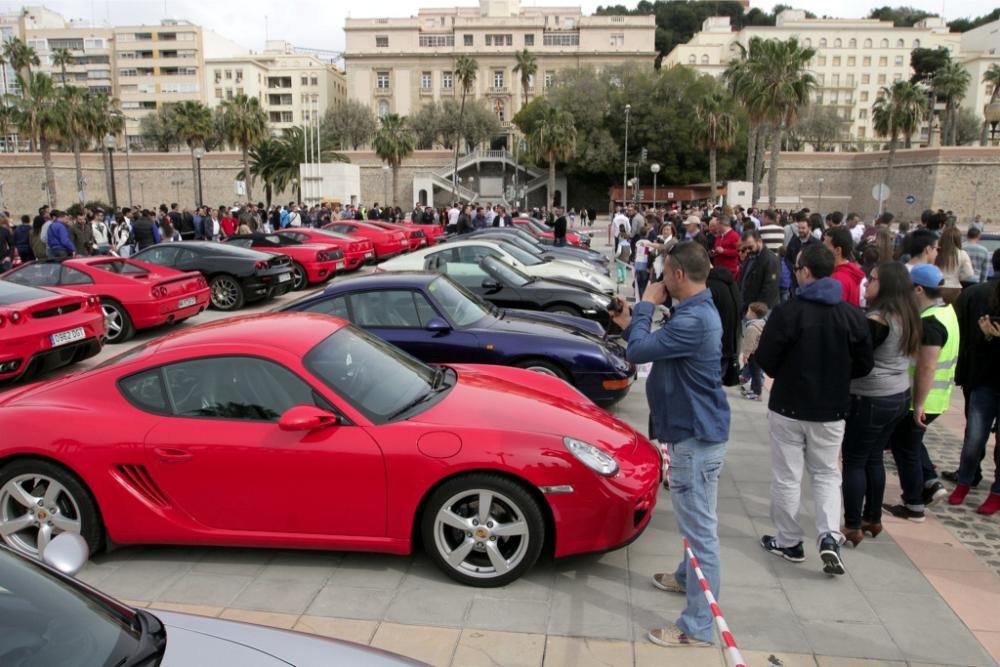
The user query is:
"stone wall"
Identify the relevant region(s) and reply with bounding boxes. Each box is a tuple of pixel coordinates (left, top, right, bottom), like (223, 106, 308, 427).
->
(760, 147, 1000, 222)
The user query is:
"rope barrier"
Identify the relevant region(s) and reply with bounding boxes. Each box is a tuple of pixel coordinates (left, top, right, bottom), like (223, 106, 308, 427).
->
(683, 538, 746, 667)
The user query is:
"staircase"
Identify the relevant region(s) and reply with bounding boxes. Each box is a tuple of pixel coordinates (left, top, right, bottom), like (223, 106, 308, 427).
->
(430, 173, 478, 202)
(439, 149, 545, 182)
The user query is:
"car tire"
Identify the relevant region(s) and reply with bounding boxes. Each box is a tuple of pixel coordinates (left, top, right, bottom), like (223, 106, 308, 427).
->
(0, 459, 103, 560)
(101, 298, 135, 344)
(545, 304, 583, 318)
(514, 358, 568, 381)
(421, 473, 544, 587)
(209, 274, 245, 311)
(290, 261, 308, 291)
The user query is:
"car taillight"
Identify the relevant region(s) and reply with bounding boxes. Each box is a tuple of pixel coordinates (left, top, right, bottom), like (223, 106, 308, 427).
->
(197, 277, 207, 288)
(351, 243, 360, 252)
(317, 251, 329, 262)
(150, 286, 168, 298)
(255, 260, 269, 270)
(9, 311, 24, 325)
(0, 313, 5, 327)
(86, 295, 100, 310)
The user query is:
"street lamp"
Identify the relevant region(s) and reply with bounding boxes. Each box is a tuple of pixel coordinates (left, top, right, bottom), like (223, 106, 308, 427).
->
(193, 147, 205, 207)
(650, 163, 660, 209)
(104, 134, 118, 211)
(622, 103, 631, 208)
(817, 177, 825, 213)
(985, 101, 1000, 145)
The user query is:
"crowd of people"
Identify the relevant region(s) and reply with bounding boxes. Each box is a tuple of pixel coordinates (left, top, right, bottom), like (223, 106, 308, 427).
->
(609, 201, 998, 650)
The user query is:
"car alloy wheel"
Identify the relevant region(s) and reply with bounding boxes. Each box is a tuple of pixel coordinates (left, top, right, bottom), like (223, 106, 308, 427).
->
(101, 299, 134, 344)
(515, 359, 567, 380)
(210, 275, 244, 311)
(291, 262, 307, 290)
(424, 474, 544, 587)
(0, 473, 84, 558)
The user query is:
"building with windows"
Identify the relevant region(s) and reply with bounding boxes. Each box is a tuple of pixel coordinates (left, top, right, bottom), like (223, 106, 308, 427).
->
(205, 41, 346, 134)
(16, 6, 114, 96)
(957, 20, 1000, 128)
(344, 0, 655, 124)
(663, 10, 961, 147)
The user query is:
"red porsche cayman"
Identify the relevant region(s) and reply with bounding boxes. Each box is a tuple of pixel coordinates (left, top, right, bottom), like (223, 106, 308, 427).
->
(0, 313, 659, 586)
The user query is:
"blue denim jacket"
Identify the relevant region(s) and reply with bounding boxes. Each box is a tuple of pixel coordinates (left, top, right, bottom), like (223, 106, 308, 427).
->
(624, 290, 731, 444)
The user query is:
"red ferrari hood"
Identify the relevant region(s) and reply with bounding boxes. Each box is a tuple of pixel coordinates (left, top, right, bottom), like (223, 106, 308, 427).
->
(412, 364, 637, 455)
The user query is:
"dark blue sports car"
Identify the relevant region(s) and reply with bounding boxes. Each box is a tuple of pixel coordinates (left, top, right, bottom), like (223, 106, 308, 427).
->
(280, 272, 635, 406)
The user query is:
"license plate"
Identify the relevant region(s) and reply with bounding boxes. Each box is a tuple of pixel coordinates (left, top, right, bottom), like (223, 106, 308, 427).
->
(336, 261, 345, 271)
(177, 297, 197, 309)
(365, 252, 374, 258)
(51, 327, 85, 347)
(278, 272, 291, 283)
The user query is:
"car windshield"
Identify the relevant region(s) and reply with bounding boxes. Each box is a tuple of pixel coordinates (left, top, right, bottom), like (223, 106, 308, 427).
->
(0, 548, 140, 667)
(92, 260, 149, 275)
(483, 256, 531, 287)
(428, 276, 491, 326)
(267, 234, 296, 246)
(497, 241, 541, 266)
(304, 326, 439, 423)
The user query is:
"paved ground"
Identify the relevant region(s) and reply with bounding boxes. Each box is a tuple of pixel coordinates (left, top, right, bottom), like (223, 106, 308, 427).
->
(29, 228, 1000, 666)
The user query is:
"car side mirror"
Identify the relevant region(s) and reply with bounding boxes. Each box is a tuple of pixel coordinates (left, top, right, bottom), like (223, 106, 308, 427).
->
(481, 277, 502, 292)
(279, 405, 339, 432)
(425, 317, 452, 334)
(42, 532, 90, 577)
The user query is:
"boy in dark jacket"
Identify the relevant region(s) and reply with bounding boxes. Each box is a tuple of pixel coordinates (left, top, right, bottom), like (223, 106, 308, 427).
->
(755, 244, 873, 576)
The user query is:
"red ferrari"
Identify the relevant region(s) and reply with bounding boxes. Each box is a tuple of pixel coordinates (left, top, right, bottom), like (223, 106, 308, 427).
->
(512, 218, 588, 247)
(323, 221, 408, 261)
(365, 220, 429, 251)
(0, 313, 660, 586)
(225, 233, 344, 290)
(3, 258, 210, 345)
(277, 228, 375, 272)
(0, 280, 105, 382)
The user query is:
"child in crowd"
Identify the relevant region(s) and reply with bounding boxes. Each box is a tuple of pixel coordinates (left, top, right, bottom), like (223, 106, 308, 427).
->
(741, 301, 769, 400)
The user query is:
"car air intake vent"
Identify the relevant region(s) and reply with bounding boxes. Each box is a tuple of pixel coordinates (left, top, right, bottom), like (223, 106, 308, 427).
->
(269, 256, 291, 268)
(32, 303, 81, 318)
(115, 464, 170, 507)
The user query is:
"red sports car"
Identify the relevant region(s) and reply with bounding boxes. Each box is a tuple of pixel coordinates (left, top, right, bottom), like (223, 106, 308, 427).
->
(2, 258, 210, 345)
(365, 220, 431, 251)
(225, 234, 344, 290)
(512, 218, 588, 247)
(0, 313, 659, 586)
(277, 228, 375, 272)
(323, 221, 408, 261)
(0, 280, 105, 382)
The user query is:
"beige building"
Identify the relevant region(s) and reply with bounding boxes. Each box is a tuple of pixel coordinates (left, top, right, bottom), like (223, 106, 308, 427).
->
(957, 20, 1000, 127)
(663, 10, 962, 147)
(344, 0, 655, 125)
(205, 41, 347, 134)
(18, 6, 114, 96)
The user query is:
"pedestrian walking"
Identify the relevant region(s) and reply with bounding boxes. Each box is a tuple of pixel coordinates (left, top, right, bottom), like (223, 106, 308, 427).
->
(611, 241, 731, 650)
(756, 243, 874, 575)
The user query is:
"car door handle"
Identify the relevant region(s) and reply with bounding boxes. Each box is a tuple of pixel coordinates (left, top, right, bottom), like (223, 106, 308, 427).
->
(153, 447, 193, 464)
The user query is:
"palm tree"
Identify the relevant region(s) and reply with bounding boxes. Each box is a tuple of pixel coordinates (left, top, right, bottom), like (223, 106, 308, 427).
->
(60, 86, 94, 202)
(11, 71, 60, 204)
(529, 105, 576, 209)
(451, 55, 478, 200)
(694, 91, 739, 202)
(745, 38, 816, 208)
(512, 49, 537, 110)
(980, 64, 1000, 146)
(51, 48, 74, 86)
(872, 81, 927, 193)
(252, 127, 347, 204)
(249, 137, 286, 208)
(170, 101, 215, 206)
(2, 38, 39, 81)
(373, 113, 416, 208)
(724, 38, 772, 205)
(90, 93, 124, 204)
(220, 94, 268, 202)
(932, 61, 971, 146)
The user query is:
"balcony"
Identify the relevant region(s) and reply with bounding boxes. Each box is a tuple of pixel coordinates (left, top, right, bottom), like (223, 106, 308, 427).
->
(487, 86, 509, 96)
(374, 87, 392, 96)
(419, 87, 434, 96)
(440, 88, 455, 96)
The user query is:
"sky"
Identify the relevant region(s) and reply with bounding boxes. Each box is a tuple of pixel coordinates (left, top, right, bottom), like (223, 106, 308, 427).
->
(1, 0, 989, 55)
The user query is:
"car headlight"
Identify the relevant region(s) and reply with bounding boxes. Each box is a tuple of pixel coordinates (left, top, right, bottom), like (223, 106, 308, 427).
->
(563, 437, 619, 476)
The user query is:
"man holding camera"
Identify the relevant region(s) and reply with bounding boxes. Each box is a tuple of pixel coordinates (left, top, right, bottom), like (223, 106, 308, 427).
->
(612, 241, 731, 650)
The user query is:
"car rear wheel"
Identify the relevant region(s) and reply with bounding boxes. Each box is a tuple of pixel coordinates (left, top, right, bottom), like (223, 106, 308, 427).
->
(422, 474, 544, 587)
(101, 299, 135, 344)
(545, 304, 583, 318)
(291, 261, 308, 291)
(514, 358, 568, 381)
(209, 274, 245, 311)
(0, 460, 103, 560)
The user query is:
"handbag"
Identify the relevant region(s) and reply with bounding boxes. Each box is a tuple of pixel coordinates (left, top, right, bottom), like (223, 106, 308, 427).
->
(722, 356, 741, 387)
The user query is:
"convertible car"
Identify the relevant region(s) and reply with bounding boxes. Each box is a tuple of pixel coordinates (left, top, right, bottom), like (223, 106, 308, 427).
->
(280, 272, 634, 405)
(0, 313, 659, 587)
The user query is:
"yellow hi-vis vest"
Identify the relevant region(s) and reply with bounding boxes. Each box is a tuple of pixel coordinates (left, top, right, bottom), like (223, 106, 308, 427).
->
(910, 302, 960, 415)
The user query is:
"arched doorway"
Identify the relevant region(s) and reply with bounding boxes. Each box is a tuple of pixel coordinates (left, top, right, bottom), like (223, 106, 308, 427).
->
(418, 189, 428, 205)
(553, 190, 562, 207)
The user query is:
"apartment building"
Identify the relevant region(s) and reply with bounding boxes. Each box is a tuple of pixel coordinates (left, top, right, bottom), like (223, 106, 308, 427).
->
(11, 7, 114, 96)
(205, 41, 347, 134)
(663, 10, 962, 146)
(957, 19, 1000, 122)
(344, 0, 655, 124)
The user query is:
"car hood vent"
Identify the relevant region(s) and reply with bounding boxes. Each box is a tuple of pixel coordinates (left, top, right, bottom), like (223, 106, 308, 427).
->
(115, 464, 170, 507)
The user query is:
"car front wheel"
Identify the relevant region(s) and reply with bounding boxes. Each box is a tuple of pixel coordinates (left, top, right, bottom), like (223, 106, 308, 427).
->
(422, 474, 544, 587)
(209, 274, 245, 311)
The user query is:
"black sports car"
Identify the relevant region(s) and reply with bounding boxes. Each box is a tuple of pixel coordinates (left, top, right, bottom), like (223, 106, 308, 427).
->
(435, 255, 616, 330)
(133, 241, 294, 311)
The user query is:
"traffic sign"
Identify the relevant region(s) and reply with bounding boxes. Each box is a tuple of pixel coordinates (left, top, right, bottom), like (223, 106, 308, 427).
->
(872, 183, 890, 202)
(905, 194, 916, 205)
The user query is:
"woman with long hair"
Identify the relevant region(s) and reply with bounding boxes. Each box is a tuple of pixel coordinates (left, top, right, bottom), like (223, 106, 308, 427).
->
(875, 227, 895, 264)
(936, 226, 974, 303)
(842, 262, 922, 546)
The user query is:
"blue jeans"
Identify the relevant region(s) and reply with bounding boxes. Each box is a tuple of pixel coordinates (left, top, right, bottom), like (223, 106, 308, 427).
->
(746, 355, 763, 395)
(668, 437, 727, 644)
(889, 412, 939, 511)
(959, 386, 1000, 494)
(635, 266, 649, 296)
(841, 390, 909, 528)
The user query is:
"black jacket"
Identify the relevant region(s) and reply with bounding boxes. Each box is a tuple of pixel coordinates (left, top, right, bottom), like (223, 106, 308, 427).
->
(707, 267, 741, 361)
(132, 217, 158, 250)
(553, 216, 567, 239)
(457, 213, 474, 235)
(756, 277, 873, 422)
(739, 247, 780, 309)
(954, 278, 1000, 391)
(785, 235, 817, 289)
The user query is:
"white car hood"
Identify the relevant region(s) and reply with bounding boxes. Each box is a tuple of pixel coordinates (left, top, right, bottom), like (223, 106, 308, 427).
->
(523, 261, 614, 293)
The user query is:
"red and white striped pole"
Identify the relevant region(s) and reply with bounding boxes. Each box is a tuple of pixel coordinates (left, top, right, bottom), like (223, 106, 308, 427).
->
(683, 538, 746, 667)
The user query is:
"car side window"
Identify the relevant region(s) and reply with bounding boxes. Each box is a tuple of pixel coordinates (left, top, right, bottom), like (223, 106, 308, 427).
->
(175, 249, 198, 265)
(60, 266, 93, 286)
(162, 356, 318, 422)
(228, 239, 254, 249)
(304, 295, 349, 319)
(424, 248, 457, 270)
(119, 369, 169, 414)
(139, 246, 179, 266)
(441, 262, 488, 289)
(411, 291, 440, 326)
(349, 290, 423, 328)
(5, 262, 61, 286)
(457, 246, 499, 263)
